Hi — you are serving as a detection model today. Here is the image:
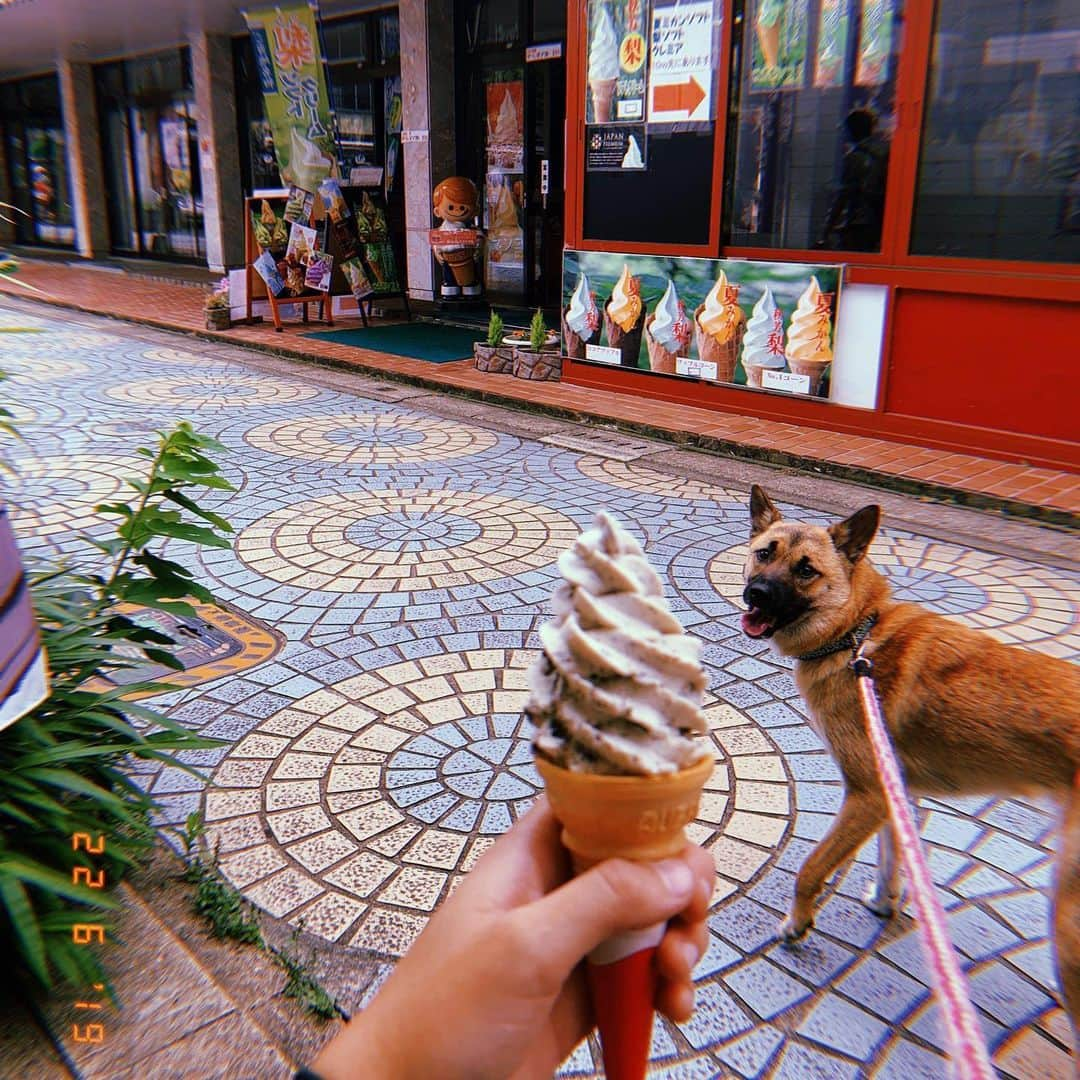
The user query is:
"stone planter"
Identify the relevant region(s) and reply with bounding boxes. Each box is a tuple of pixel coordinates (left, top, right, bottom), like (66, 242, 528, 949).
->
(474, 343, 514, 374)
(511, 346, 562, 381)
(205, 308, 231, 331)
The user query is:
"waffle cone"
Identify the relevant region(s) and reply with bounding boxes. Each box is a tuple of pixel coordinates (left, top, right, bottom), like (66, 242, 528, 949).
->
(644, 314, 688, 376)
(535, 754, 713, 863)
(603, 304, 645, 368)
(757, 20, 781, 68)
(590, 79, 617, 124)
(442, 247, 477, 287)
(787, 356, 830, 395)
(693, 306, 745, 383)
(562, 311, 598, 359)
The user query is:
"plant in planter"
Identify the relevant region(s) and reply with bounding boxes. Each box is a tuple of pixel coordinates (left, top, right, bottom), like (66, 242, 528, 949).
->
(0, 411, 232, 995)
(474, 310, 510, 372)
(513, 308, 562, 381)
(204, 278, 231, 330)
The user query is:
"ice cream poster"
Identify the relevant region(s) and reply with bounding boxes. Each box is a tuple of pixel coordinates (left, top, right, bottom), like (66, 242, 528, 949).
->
(585, 125, 647, 171)
(243, 5, 337, 192)
(813, 0, 849, 88)
(586, 0, 648, 124)
(855, 0, 893, 85)
(486, 79, 524, 171)
(750, 0, 810, 90)
(562, 249, 842, 399)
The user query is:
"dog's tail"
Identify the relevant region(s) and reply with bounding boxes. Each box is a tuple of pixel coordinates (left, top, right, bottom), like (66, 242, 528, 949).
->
(1054, 771, 1080, 1041)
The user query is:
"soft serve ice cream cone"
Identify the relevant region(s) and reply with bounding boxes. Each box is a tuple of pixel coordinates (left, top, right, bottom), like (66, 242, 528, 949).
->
(693, 271, 747, 382)
(741, 285, 787, 386)
(528, 512, 712, 1080)
(588, 7, 620, 123)
(644, 281, 692, 375)
(563, 272, 602, 359)
(786, 276, 834, 395)
(604, 264, 646, 367)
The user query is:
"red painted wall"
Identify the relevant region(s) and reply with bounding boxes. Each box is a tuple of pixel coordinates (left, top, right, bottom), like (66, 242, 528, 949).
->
(884, 290, 1078, 443)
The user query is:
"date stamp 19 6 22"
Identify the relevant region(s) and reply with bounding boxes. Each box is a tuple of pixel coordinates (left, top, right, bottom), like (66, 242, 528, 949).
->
(70, 831, 110, 1046)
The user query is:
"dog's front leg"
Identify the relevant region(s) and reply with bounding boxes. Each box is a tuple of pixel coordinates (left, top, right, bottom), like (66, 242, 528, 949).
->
(864, 821, 902, 918)
(781, 791, 886, 943)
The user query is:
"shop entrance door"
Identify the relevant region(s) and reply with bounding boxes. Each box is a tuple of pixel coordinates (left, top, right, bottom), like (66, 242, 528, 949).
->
(460, 1, 566, 315)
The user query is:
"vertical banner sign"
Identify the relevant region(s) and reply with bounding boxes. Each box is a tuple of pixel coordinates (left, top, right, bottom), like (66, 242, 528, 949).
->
(648, 0, 713, 123)
(0, 506, 47, 732)
(243, 5, 337, 193)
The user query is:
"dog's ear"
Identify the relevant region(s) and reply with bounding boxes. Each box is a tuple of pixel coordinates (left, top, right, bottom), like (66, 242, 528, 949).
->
(829, 505, 881, 564)
(750, 485, 783, 536)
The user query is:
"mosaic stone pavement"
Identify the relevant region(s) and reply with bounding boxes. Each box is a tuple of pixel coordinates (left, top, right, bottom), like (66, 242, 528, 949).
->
(6, 305, 1079, 1078)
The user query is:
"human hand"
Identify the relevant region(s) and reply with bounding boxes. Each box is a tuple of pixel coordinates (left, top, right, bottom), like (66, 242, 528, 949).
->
(311, 797, 714, 1080)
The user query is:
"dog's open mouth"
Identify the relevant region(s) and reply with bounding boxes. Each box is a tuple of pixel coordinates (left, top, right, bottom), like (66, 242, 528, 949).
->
(741, 607, 776, 639)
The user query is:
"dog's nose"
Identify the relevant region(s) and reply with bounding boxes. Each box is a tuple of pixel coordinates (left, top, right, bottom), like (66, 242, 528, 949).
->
(743, 580, 771, 611)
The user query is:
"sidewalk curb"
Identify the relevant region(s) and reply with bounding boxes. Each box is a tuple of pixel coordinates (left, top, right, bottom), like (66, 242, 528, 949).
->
(12, 293, 1078, 531)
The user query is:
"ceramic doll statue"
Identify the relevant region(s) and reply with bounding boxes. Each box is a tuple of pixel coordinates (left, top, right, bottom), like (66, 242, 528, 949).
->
(430, 176, 483, 298)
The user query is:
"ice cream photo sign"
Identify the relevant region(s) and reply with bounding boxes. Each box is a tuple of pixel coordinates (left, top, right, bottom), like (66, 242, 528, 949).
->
(562, 250, 842, 399)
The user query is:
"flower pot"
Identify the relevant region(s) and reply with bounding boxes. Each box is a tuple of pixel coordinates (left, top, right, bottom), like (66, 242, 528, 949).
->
(511, 345, 562, 381)
(474, 343, 514, 373)
(205, 308, 231, 331)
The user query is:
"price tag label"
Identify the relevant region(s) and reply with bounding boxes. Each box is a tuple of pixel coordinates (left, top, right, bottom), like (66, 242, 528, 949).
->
(762, 370, 811, 395)
(676, 357, 718, 380)
(585, 344, 622, 365)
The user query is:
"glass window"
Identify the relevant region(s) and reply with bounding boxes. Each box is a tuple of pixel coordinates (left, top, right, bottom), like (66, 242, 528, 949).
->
(724, 0, 903, 253)
(910, 0, 1079, 264)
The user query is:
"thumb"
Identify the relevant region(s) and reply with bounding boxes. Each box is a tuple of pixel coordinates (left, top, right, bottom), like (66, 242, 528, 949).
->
(522, 856, 696, 975)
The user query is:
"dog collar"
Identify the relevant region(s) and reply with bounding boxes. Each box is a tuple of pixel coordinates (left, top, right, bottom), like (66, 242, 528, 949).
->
(796, 613, 878, 663)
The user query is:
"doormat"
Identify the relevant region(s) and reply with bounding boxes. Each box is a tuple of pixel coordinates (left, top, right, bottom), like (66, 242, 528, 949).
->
(305, 323, 478, 363)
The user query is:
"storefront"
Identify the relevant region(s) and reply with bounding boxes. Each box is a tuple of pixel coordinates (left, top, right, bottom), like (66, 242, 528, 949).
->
(94, 49, 205, 261)
(1, 74, 76, 248)
(561, 0, 1079, 469)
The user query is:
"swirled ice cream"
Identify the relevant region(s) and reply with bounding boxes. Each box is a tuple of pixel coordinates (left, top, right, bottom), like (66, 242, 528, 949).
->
(607, 264, 643, 332)
(565, 272, 601, 338)
(649, 281, 692, 353)
(742, 286, 787, 370)
(528, 512, 709, 775)
(697, 271, 745, 344)
(786, 276, 833, 363)
(589, 7, 620, 83)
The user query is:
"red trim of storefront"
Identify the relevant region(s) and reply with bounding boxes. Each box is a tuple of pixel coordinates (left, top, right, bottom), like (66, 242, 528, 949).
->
(561, 0, 1079, 472)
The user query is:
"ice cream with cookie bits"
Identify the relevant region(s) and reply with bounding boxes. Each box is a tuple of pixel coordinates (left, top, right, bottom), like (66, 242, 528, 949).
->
(528, 512, 710, 776)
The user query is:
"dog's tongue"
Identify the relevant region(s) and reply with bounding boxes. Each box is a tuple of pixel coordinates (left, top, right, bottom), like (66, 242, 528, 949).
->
(741, 607, 773, 638)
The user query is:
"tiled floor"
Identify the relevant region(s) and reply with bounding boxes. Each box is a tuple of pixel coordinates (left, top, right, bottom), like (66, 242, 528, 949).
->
(7, 302, 1079, 1077)
(1, 258, 1077, 518)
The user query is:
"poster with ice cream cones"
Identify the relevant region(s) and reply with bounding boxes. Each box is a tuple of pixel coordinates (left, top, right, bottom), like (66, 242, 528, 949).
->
(586, 0, 648, 125)
(749, 0, 810, 90)
(563, 249, 842, 399)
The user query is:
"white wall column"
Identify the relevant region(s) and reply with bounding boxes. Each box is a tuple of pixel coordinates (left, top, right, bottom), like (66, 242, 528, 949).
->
(58, 60, 110, 258)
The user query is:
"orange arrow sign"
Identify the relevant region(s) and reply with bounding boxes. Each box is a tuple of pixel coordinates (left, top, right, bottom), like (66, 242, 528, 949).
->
(652, 76, 706, 115)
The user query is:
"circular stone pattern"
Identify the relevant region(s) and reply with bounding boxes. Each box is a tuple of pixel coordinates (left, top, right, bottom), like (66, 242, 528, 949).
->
(141, 346, 205, 365)
(244, 413, 499, 466)
(103, 374, 319, 408)
(7, 355, 91, 382)
(576, 456, 744, 505)
(708, 533, 1080, 655)
(234, 488, 580, 593)
(12, 454, 144, 538)
(203, 648, 787, 954)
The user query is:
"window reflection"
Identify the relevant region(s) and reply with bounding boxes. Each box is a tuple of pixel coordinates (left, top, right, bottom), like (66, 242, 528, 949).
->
(725, 0, 902, 253)
(910, 0, 1079, 263)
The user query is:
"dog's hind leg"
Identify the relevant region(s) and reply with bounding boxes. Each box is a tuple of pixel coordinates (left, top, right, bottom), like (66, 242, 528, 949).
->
(864, 822, 902, 918)
(1054, 775, 1080, 1054)
(781, 791, 886, 943)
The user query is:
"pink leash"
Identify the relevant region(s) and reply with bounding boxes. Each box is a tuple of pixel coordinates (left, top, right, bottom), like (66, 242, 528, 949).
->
(852, 648, 995, 1079)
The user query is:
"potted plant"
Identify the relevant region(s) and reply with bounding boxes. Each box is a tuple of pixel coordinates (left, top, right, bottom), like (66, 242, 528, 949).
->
(474, 310, 512, 373)
(205, 278, 231, 331)
(512, 308, 562, 381)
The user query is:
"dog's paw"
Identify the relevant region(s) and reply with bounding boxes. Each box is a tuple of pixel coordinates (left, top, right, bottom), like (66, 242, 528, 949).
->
(863, 880, 900, 919)
(778, 914, 812, 946)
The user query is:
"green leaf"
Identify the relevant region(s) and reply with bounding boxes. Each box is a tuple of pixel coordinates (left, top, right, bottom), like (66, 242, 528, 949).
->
(161, 490, 233, 532)
(0, 855, 119, 910)
(0, 876, 49, 985)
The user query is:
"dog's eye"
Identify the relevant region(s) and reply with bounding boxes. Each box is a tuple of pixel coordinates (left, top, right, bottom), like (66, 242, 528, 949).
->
(754, 548, 770, 563)
(794, 561, 818, 579)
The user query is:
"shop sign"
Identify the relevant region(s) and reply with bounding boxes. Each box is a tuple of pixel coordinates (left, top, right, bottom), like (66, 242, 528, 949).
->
(401, 130, 429, 143)
(648, 0, 713, 123)
(585, 123, 647, 172)
(562, 248, 843, 401)
(526, 43, 563, 63)
(243, 5, 337, 193)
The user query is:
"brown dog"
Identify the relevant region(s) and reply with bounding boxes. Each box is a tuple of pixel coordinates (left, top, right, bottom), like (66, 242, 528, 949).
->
(741, 485, 1080, 1040)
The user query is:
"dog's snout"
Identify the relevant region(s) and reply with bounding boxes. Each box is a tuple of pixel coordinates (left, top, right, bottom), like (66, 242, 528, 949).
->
(743, 580, 772, 611)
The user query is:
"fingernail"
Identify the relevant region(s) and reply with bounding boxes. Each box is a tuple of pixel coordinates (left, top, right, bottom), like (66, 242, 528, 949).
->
(681, 941, 700, 972)
(655, 859, 694, 898)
